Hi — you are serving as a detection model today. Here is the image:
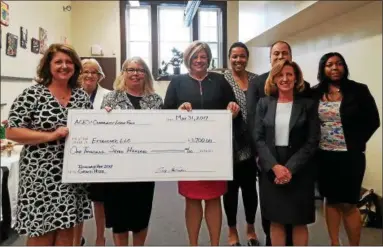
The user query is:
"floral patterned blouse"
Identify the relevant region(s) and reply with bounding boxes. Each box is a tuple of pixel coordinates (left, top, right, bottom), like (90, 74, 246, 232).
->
(318, 101, 347, 151)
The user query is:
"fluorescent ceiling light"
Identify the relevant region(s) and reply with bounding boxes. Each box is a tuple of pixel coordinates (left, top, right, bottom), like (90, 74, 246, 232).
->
(129, 1, 140, 7)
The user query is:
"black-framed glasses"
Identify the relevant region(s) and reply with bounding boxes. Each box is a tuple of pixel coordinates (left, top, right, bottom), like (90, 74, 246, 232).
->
(123, 68, 145, 75)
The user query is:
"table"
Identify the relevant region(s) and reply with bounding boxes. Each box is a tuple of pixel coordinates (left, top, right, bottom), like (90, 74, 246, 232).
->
(1, 147, 21, 241)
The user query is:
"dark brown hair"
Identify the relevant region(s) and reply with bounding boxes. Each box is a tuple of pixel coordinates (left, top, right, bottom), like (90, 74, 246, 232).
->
(35, 43, 82, 88)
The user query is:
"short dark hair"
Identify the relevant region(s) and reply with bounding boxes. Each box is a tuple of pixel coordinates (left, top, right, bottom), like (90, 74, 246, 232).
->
(269, 40, 292, 57)
(228, 42, 249, 58)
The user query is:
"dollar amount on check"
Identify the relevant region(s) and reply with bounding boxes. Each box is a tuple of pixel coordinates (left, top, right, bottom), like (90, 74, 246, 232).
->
(62, 110, 233, 183)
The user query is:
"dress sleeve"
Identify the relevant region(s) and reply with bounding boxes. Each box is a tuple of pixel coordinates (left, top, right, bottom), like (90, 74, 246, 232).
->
(7, 87, 38, 128)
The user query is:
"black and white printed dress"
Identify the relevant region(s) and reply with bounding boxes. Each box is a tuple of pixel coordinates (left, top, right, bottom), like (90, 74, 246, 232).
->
(7, 84, 93, 237)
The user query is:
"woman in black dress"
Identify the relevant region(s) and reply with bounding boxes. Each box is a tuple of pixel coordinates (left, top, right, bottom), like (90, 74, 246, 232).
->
(312, 52, 380, 246)
(100, 57, 163, 246)
(254, 60, 319, 246)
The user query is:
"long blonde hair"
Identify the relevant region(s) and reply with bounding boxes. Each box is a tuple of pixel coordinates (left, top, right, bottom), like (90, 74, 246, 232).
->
(114, 57, 154, 95)
(265, 60, 305, 96)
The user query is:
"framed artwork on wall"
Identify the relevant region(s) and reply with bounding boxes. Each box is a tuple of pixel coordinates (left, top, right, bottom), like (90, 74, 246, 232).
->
(1, 1, 9, 26)
(31, 37, 40, 54)
(6, 32, 17, 57)
(39, 27, 47, 54)
(20, 26, 27, 48)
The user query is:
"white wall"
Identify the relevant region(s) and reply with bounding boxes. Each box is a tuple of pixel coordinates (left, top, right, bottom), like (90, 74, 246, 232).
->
(238, 1, 317, 43)
(227, 0, 239, 68)
(71, 0, 121, 75)
(248, 1, 383, 195)
(1, 1, 72, 120)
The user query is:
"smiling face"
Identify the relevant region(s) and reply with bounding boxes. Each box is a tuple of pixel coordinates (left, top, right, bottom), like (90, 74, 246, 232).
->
(81, 63, 100, 93)
(230, 47, 248, 73)
(124, 61, 146, 89)
(324, 55, 345, 81)
(275, 65, 296, 94)
(190, 50, 209, 74)
(50, 51, 75, 82)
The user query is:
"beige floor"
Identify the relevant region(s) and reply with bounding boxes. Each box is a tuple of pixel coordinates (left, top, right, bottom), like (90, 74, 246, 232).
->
(5, 182, 383, 246)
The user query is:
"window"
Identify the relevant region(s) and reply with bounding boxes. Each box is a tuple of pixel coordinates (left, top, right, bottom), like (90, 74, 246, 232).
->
(120, 1, 227, 79)
(126, 6, 151, 69)
(158, 6, 192, 74)
(198, 8, 221, 69)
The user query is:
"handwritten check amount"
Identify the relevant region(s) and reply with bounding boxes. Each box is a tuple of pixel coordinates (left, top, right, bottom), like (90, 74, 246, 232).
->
(62, 110, 233, 183)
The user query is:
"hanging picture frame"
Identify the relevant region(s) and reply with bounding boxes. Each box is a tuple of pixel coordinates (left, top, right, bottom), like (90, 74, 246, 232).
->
(20, 26, 27, 49)
(39, 27, 48, 54)
(1, 1, 9, 26)
(6, 32, 17, 57)
(31, 37, 40, 54)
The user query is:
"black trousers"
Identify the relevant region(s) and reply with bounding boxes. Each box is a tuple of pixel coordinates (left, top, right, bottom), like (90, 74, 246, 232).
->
(1, 167, 11, 242)
(262, 216, 293, 246)
(223, 158, 258, 227)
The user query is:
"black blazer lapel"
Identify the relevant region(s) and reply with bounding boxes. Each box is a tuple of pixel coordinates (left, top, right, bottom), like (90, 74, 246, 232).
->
(265, 96, 277, 127)
(289, 98, 303, 132)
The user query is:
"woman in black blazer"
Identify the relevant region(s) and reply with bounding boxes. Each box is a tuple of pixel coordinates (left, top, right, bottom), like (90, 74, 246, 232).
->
(312, 52, 380, 246)
(254, 60, 320, 246)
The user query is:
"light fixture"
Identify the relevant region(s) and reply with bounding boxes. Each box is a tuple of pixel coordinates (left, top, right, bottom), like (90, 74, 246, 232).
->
(129, 1, 140, 7)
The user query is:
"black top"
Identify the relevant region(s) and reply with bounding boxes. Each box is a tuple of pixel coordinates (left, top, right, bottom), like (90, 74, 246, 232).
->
(247, 71, 312, 131)
(311, 79, 380, 152)
(163, 72, 242, 157)
(246, 71, 312, 154)
(126, 93, 142, 109)
(163, 72, 237, 110)
(254, 96, 320, 174)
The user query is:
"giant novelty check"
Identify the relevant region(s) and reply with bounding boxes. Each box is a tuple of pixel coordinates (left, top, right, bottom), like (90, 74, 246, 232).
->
(62, 110, 233, 183)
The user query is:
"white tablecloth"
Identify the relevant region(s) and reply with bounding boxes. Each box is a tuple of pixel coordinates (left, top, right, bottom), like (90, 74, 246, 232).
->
(1, 146, 21, 226)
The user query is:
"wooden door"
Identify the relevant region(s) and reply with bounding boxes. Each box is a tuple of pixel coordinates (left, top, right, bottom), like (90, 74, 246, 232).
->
(80, 57, 117, 90)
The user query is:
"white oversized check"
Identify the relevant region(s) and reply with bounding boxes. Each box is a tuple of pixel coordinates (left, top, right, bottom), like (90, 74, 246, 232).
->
(62, 110, 233, 183)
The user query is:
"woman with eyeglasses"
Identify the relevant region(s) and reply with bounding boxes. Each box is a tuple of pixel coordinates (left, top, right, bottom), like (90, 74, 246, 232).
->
(73, 58, 111, 246)
(100, 57, 163, 246)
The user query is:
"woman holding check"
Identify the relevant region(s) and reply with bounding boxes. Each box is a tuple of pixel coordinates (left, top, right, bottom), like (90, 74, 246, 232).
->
(163, 41, 240, 246)
(101, 56, 163, 246)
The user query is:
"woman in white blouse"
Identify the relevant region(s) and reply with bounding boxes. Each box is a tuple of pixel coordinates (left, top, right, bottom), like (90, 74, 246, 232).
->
(253, 59, 320, 245)
(74, 58, 110, 246)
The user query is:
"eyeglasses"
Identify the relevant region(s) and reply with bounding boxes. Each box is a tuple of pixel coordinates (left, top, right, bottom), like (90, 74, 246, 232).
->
(82, 71, 100, 76)
(123, 68, 145, 75)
